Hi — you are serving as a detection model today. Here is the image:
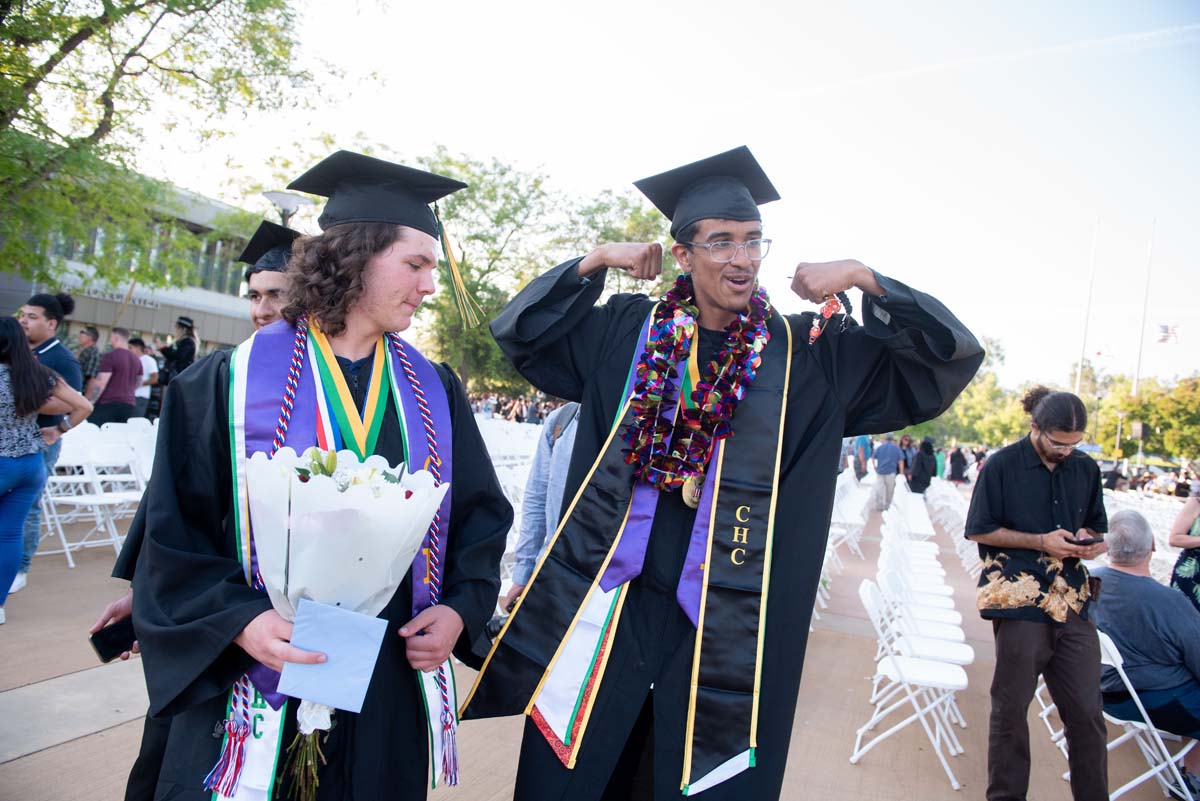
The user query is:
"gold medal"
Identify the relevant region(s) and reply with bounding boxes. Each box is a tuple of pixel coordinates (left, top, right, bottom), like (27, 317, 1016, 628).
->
(682, 472, 704, 509)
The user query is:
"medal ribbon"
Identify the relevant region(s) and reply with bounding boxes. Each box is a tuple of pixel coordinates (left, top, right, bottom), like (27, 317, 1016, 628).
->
(308, 323, 389, 460)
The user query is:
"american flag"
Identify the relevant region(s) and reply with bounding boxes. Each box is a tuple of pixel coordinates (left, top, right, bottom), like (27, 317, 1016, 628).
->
(1157, 324, 1180, 344)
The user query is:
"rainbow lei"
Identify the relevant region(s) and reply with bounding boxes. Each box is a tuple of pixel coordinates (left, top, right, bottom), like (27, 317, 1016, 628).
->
(622, 275, 772, 491)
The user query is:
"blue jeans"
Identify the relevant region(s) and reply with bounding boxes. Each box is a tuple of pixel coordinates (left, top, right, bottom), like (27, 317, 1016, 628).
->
(1, 452, 48, 605)
(19, 438, 61, 572)
(1105, 681, 1200, 738)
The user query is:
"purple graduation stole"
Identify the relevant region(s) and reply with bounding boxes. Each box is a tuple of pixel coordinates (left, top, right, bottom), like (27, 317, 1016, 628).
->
(210, 319, 459, 798)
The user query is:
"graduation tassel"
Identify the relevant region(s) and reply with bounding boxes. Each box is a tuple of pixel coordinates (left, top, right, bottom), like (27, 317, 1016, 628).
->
(441, 707, 460, 786)
(203, 677, 253, 797)
(433, 203, 485, 329)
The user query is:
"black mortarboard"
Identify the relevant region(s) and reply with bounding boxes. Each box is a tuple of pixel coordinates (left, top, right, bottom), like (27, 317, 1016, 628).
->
(633, 146, 781, 238)
(286, 150, 467, 237)
(239, 221, 301, 278)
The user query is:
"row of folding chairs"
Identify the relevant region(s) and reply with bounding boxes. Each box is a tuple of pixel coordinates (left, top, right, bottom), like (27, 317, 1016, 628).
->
(924, 478, 983, 579)
(813, 468, 873, 628)
(849, 480, 975, 791)
(35, 421, 154, 567)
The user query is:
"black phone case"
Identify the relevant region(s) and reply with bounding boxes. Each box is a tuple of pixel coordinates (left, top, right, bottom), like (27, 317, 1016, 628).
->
(90, 616, 137, 663)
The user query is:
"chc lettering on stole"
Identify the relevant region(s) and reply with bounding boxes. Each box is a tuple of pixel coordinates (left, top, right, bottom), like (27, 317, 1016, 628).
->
(730, 505, 751, 566)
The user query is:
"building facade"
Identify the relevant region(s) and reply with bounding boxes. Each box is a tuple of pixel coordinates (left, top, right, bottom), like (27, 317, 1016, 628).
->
(0, 185, 258, 352)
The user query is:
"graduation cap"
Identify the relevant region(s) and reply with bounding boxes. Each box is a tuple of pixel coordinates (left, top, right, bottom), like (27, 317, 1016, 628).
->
(633, 146, 781, 239)
(287, 150, 482, 327)
(239, 220, 301, 280)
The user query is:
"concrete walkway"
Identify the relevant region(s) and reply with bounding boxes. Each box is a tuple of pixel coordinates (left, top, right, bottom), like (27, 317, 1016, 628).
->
(0, 511, 1170, 800)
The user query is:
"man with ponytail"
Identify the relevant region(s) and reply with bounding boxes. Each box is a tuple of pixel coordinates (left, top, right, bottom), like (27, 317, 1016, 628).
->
(10, 292, 82, 594)
(966, 385, 1109, 801)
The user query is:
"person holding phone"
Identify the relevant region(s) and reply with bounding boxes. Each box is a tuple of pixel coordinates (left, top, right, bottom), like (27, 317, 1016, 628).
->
(965, 386, 1108, 801)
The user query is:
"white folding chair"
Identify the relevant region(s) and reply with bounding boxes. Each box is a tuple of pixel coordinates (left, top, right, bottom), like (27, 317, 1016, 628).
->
(1075, 631, 1198, 800)
(850, 580, 968, 790)
(878, 569, 963, 626)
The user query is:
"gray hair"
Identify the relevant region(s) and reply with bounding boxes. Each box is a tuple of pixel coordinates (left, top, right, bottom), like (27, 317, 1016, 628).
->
(1106, 509, 1154, 566)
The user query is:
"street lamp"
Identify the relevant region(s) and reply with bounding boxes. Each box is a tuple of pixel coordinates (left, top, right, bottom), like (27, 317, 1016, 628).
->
(262, 191, 314, 228)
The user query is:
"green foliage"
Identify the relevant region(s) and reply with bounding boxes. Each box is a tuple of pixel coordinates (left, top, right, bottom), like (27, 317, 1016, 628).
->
(410, 147, 555, 392)
(898, 331, 1200, 463)
(0, 0, 307, 288)
(553, 189, 678, 297)
(401, 149, 673, 396)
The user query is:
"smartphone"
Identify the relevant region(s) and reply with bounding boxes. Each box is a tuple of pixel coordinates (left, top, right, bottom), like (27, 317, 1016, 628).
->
(90, 617, 137, 663)
(1070, 536, 1105, 546)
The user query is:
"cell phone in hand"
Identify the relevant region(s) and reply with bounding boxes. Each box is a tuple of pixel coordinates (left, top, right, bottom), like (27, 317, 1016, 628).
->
(1070, 536, 1105, 546)
(89, 617, 137, 663)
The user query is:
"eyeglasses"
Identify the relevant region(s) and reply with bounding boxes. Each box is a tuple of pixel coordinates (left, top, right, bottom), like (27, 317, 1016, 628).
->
(682, 238, 772, 263)
(1039, 431, 1087, 452)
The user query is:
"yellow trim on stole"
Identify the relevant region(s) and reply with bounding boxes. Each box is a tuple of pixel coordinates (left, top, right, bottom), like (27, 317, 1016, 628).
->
(458, 396, 634, 714)
(566, 581, 630, 769)
(750, 317, 793, 747)
(308, 322, 386, 455)
(680, 441, 726, 790)
(522, 498, 634, 715)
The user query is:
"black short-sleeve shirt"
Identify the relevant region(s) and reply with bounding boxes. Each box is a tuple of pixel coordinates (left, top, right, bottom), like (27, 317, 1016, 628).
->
(965, 435, 1108, 625)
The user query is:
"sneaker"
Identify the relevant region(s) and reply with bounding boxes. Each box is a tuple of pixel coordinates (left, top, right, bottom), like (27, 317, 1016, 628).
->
(1169, 771, 1200, 800)
(8, 572, 26, 594)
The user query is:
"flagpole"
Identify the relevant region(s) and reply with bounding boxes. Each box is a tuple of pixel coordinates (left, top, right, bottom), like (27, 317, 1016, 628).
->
(1132, 219, 1156, 398)
(1074, 219, 1100, 395)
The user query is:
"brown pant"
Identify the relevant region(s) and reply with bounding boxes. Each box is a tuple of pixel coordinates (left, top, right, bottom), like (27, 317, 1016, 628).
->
(987, 610, 1108, 801)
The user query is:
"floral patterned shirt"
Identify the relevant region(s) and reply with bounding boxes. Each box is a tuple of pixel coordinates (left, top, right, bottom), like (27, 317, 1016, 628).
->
(965, 436, 1108, 625)
(0, 364, 53, 458)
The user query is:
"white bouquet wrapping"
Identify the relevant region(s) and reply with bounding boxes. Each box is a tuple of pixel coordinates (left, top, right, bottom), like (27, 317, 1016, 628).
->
(245, 446, 448, 623)
(243, 446, 448, 801)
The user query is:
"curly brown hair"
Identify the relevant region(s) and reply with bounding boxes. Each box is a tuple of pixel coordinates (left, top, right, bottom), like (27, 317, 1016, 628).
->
(282, 222, 407, 336)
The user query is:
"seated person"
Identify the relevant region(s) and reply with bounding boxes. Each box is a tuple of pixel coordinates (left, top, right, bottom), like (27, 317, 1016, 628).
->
(1090, 509, 1200, 793)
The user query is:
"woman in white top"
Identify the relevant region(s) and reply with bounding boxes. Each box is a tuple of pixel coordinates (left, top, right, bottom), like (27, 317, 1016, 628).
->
(0, 318, 92, 623)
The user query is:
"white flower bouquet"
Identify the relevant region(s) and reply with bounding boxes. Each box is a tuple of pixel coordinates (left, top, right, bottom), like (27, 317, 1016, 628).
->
(244, 446, 448, 801)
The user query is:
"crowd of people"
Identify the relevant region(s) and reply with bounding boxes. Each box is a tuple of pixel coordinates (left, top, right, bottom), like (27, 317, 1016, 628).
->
(468, 393, 566, 425)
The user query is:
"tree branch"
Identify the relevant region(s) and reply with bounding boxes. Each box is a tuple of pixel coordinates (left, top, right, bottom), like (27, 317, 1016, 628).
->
(2, 8, 169, 200)
(0, 1, 161, 134)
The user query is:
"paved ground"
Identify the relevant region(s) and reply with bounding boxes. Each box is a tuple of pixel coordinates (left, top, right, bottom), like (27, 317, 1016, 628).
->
(0, 511, 1174, 800)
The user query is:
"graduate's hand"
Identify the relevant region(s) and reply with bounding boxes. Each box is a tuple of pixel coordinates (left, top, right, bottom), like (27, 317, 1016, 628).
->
(791, 260, 883, 302)
(577, 243, 663, 281)
(90, 589, 139, 661)
(40, 426, 61, 446)
(234, 609, 326, 673)
(399, 605, 464, 672)
(502, 583, 525, 612)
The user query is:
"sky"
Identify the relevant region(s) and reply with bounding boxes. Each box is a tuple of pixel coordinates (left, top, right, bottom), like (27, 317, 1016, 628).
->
(138, 0, 1200, 389)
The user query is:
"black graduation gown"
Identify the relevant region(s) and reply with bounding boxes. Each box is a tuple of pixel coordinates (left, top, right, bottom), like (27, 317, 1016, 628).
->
(486, 259, 983, 801)
(130, 348, 512, 801)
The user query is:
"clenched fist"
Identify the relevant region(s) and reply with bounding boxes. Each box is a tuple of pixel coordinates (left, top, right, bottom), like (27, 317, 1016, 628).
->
(578, 242, 663, 281)
(791, 260, 882, 303)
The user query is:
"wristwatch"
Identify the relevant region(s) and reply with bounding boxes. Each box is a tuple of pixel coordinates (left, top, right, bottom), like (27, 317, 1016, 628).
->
(57, 418, 72, 434)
